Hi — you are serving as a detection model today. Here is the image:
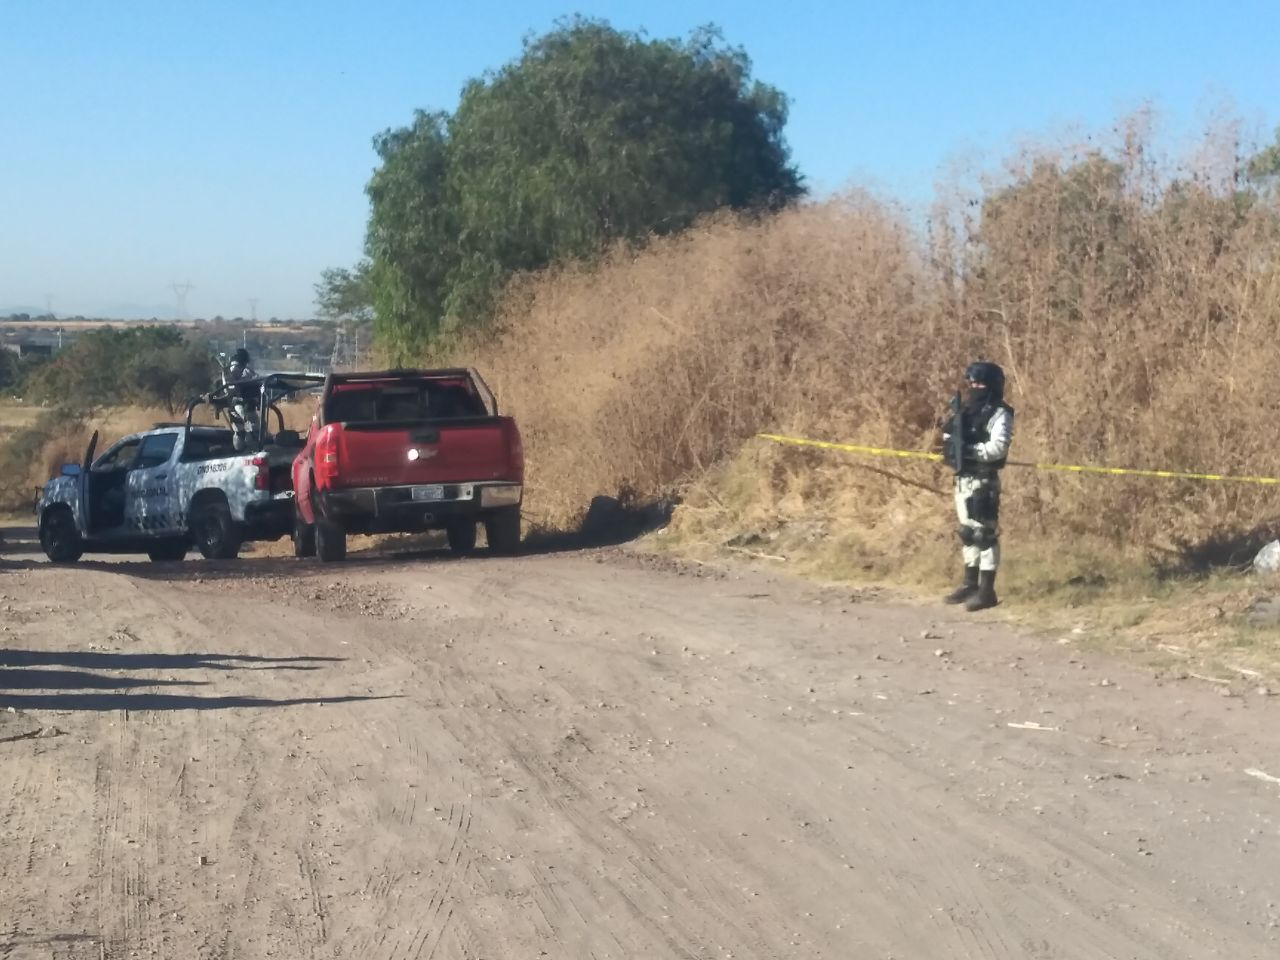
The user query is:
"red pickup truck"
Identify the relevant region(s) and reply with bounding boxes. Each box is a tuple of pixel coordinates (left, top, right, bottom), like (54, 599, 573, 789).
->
(291, 368, 524, 562)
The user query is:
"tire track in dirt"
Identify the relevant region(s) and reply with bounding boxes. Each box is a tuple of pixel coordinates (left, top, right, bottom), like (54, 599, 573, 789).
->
(361, 563, 970, 956)
(387, 642, 713, 960)
(406, 566, 846, 956)
(91, 722, 124, 956)
(142, 569, 470, 960)
(0, 755, 41, 960)
(88, 707, 164, 959)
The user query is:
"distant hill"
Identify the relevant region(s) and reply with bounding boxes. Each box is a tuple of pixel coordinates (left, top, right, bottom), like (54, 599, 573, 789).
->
(2, 305, 327, 325)
(1, 304, 177, 321)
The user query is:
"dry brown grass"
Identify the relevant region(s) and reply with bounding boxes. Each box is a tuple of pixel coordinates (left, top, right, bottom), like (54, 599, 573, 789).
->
(0, 406, 173, 511)
(446, 193, 948, 529)
(0, 400, 41, 430)
(443, 118, 1280, 594)
(0, 399, 42, 452)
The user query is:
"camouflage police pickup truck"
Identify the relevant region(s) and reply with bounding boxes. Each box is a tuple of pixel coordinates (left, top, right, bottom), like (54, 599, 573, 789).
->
(34, 373, 322, 564)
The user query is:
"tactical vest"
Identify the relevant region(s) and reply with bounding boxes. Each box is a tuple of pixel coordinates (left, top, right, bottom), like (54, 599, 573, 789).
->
(961, 401, 1013, 473)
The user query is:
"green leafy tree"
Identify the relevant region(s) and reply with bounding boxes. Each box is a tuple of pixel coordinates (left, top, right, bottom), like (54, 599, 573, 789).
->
(315, 260, 376, 324)
(127, 342, 211, 414)
(0, 349, 20, 391)
(365, 112, 456, 357)
(359, 18, 804, 358)
(25, 327, 213, 413)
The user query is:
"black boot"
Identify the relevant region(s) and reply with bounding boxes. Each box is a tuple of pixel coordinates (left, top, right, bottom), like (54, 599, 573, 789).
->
(944, 566, 979, 604)
(965, 570, 998, 611)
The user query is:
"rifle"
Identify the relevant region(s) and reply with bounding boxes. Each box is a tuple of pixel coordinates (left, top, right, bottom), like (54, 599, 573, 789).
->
(947, 392, 965, 474)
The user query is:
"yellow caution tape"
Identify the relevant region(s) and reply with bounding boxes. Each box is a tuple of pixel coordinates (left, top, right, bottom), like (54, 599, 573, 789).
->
(756, 433, 1280, 486)
(1014, 461, 1280, 484)
(759, 434, 944, 463)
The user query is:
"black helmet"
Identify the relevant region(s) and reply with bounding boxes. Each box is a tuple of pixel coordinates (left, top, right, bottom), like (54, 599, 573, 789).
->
(964, 361, 1005, 402)
(232, 348, 250, 365)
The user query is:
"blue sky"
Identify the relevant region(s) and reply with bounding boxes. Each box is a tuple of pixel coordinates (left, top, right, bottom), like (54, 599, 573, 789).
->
(2, 0, 1278, 319)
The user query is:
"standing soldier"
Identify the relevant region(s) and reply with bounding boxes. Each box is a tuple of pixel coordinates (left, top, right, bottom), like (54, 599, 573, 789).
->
(941, 361, 1014, 611)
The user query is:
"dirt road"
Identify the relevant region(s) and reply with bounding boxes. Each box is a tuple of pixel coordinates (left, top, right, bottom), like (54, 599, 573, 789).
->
(1, 538, 1278, 959)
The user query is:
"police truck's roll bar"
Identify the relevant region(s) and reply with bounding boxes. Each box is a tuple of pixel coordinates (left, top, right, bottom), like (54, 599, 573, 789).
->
(184, 372, 326, 452)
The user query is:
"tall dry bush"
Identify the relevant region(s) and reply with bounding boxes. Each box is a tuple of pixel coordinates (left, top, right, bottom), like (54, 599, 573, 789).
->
(451, 194, 963, 528)
(445, 119, 1280, 566)
(956, 127, 1280, 553)
(0, 409, 83, 513)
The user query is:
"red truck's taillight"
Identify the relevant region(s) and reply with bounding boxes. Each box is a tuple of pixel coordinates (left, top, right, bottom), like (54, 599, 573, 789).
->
(250, 454, 269, 491)
(315, 425, 339, 485)
(508, 423, 524, 478)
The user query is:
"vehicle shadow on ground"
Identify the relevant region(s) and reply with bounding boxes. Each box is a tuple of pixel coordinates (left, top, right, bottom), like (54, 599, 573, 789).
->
(0, 524, 41, 556)
(1, 540, 592, 581)
(0, 649, 393, 713)
(1, 539, 626, 582)
(0, 668, 207, 691)
(0, 934, 96, 951)
(0, 649, 342, 671)
(0, 691, 398, 712)
(0, 493, 675, 579)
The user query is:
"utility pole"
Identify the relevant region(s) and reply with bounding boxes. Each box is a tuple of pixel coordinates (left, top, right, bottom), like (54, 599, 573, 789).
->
(43, 294, 54, 320)
(170, 281, 195, 322)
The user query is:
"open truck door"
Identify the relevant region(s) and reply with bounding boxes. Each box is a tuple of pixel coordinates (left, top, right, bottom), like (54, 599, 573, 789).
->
(78, 430, 99, 535)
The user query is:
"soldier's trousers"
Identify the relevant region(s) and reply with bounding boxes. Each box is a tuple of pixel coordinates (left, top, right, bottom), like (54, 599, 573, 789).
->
(231, 401, 257, 451)
(954, 473, 1001, 571)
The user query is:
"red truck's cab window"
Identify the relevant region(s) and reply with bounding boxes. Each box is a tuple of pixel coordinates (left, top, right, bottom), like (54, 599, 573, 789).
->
(326, 380, 485, 424)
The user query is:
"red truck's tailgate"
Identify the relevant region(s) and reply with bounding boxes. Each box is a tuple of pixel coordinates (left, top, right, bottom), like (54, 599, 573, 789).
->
(324, 418, 519, 488)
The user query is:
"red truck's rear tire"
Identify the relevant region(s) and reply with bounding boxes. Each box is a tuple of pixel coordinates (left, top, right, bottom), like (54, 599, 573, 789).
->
(293, 512, 316, 558)
(315, 518, 347, 562)
(485, 507, 522, 555)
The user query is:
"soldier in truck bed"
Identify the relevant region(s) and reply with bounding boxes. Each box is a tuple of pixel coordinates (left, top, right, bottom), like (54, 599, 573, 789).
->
(227, 348, 258, 451)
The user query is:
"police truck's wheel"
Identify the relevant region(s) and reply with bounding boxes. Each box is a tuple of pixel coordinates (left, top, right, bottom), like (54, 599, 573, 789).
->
(191, 500, 241, 560)
(484, 507, 522, 555)
(41, 507, 83, 564)
(445, 519, 477, 556)
(147, 539, 188, 562)
(293, 513, 316, 558)
(315, 518, 347, 562)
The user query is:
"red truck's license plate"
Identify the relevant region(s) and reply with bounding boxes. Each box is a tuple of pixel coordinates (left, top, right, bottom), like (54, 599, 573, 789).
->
(410, 484, 446, 502)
